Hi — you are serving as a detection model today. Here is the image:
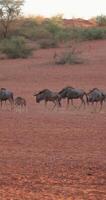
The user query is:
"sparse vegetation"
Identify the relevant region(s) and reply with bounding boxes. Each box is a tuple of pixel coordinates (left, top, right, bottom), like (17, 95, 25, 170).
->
(0, 14, 106, 59)
(19, 17, 106, 43)
(54, 48, 83, 65)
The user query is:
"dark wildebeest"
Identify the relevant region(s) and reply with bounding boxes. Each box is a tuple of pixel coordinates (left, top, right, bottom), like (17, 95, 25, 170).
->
(86, 88, 105, 111)
(15, 97, 26, 111)
(0, 88, 14, 109)
(34, 89, 61, 110)
(58, 86, 87, 109)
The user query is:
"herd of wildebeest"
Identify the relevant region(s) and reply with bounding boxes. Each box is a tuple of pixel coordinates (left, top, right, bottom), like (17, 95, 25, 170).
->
(0, 86, 106, 112)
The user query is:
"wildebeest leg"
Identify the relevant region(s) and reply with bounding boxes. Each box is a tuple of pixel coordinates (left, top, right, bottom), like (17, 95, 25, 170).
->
(71, 99, 77, 109)
(9, 98, 14, 110)
(0, 100, 6, 110)
(57, 99, 61, 108)
(24, 105, 27, 112)
(51, 101, 57, 111)
(99, 101, 103, 112)
(0, 100, 2, 108)
(44, 100, 47, 108)
(56, 99, 61, 111)
(0, 100, 5, 109)
(95, 101, 100, 112)
(91, 101, 97, 113)
(5, 100, 7, 107)
(22, 104, 26, 112)
(71, 99, 74, 107)
(15, 104, 18, 112)
(5, 99, 10, 110)
(79, 97, 86, 109)
(20, 105, 23, 112)
(66, 98, 70, 109)
(95, 101, 98, 112)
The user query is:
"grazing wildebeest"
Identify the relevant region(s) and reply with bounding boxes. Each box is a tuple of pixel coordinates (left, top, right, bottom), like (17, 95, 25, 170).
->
(34, 89, 61, 110)
(58, 86, 87, 109)
(86, 88, 105, 111)
(15, 97, 26, 111)
(0, 88, 14, 109)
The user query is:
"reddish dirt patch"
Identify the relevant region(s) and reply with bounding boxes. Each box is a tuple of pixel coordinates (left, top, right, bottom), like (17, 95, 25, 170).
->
(0, 40, 106, 199)
(63, 18, 97, 27)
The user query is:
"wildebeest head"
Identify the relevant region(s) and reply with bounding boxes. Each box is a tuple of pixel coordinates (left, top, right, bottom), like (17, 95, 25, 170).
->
(33, 89, 51, 103)
(35, 93, 43, 103)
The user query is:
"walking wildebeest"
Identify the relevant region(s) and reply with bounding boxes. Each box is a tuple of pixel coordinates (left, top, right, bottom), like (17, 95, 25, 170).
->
(34, 89, 61, 110)
(0, 88, 14, 109)
(15, 96, 26, 111)
(58, 86, 87, 109)
(86, 88, 105, 111)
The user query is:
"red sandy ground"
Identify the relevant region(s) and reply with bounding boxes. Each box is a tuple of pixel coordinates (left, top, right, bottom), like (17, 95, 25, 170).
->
(0, 40, 106, 199)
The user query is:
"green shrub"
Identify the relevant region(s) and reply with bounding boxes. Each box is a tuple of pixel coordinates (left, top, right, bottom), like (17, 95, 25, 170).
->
(54, 50, 83, 65)
(0, 36, 32, 58)
(43, 16, 65, 41)
(96, 15, 106, 26)
(68, 27, 106, 40)
(1, 16, 106, 45)
(81, 28, 106, 40)
(53, 28, 74, 42)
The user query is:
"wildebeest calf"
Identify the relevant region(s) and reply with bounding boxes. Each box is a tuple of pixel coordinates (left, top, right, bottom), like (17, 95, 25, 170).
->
(15, 96, 26, 111)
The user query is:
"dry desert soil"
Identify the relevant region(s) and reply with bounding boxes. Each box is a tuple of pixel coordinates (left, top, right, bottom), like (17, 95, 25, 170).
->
(0, 40, 106, 200)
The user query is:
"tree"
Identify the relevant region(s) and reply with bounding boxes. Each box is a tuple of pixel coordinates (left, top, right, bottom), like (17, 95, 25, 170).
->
(0, 0, 24, 38)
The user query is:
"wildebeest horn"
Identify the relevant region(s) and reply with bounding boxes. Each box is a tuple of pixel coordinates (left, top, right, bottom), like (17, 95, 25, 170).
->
(33, 91, 39, 96)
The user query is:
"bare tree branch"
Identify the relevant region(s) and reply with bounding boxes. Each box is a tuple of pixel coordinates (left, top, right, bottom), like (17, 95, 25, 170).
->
(0, 0, 24, 37)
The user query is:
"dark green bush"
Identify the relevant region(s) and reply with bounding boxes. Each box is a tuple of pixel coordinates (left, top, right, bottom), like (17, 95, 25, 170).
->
(68, 27, 106, 40)
(81, 28, 106, 40)
(0, 36, 32, 58)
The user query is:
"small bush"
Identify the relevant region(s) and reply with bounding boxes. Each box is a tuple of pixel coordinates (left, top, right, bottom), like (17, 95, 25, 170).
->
(53, 28, 74, 42)
(81, 28, 106, 40)
(54, 49, 83, 65)
(0, 37, 32, 58)
(38, 38, 57, 48)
